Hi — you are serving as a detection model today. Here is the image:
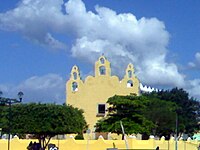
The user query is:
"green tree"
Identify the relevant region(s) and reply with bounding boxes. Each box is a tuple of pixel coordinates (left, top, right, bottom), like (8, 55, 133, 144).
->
(95, 95, 154, 139)
(0, 103, 87, 150)
(155, 88, 200, 135)
(95, 88, 200, 140)
(142, 93, 177, 139)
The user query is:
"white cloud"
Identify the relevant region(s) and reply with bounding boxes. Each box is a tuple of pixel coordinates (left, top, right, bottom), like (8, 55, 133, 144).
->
(0, 74, 65, 103)
(0, 0, 67, 50)
(1, 0, 199, 98)
(188, 62, 196, 68)
(187, 79, 200, 99)
(67, 0, 185, 87)
(44, 33, 66, 49)
(188, 52, 200, 69)
(195, 52, 200, 61)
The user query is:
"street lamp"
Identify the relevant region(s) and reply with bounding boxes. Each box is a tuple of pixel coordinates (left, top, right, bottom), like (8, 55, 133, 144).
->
(0, 91, 24, 150)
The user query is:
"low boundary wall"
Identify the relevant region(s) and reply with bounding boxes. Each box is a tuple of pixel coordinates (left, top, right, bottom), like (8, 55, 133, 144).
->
(0, 136, 199, 150)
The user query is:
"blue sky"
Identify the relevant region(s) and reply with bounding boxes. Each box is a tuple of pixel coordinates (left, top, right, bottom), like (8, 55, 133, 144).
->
(0, 0, 200, 103)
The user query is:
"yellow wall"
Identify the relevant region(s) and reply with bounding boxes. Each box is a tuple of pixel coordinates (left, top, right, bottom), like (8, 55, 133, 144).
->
(66, 56, 140, 130)
(0, 136, 199, 150)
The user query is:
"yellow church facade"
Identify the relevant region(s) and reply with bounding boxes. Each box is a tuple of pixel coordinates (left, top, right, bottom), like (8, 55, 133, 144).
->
(66, 55, 140, 131)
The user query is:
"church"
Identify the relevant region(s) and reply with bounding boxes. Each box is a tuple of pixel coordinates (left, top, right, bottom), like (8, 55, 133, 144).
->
(66, 55, 140, 132)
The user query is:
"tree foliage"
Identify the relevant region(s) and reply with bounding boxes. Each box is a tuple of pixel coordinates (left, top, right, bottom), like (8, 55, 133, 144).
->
(142, 93, 177, 139)
(0, 103, 87, 149)
(95, 88, 200, 139)
(95, 95, 155, 138)
(153, 88, 200, 135)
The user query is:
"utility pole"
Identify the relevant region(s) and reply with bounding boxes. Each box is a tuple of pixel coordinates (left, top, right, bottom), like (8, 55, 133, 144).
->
(175, 113, 178, 150)
(120, 121, 129, 150)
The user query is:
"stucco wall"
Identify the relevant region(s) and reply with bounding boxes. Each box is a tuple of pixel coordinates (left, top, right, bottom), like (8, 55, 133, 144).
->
(66, 56, 140, 130)
(0, 136, 199, 150)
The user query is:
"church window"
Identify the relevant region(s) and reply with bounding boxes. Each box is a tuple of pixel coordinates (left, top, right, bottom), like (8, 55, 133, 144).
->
(128, 70, 132, 78)
(100, 58, 105, 64)
(99, 66, 106, 75)
(72, 82, 78, 91)
(73, 72, 77, 80)
(127, 80, 133, 87)
(97, 104, 106, 115)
